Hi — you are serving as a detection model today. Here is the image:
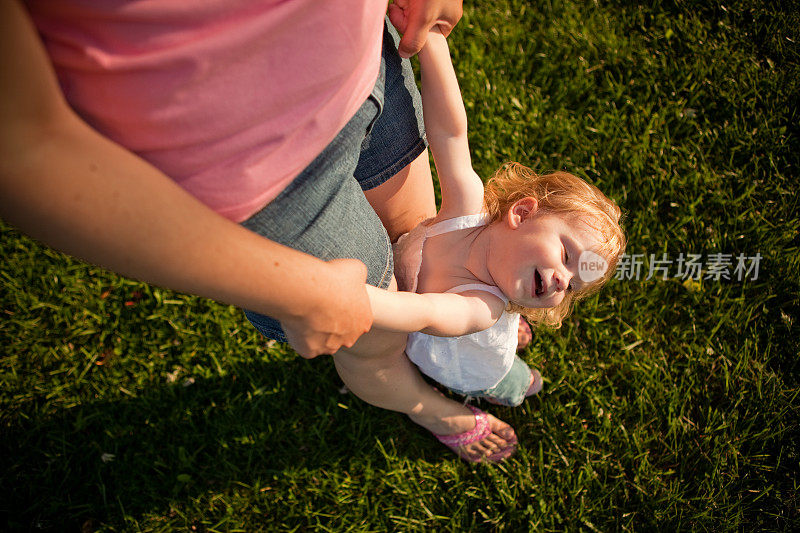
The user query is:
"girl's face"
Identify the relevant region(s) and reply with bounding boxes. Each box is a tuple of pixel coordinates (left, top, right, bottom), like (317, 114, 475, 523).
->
(489, 199, 607, 309)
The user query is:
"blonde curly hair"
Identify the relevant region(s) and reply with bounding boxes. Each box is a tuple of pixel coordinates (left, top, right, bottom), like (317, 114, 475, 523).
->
(483, 162, 626, 328)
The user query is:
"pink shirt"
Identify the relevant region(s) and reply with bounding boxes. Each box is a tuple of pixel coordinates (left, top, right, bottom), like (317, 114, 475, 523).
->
(28, 0, 387, 222)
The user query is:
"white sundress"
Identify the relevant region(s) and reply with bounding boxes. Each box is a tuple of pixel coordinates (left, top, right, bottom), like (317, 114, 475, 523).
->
(393, 214, 519, 392)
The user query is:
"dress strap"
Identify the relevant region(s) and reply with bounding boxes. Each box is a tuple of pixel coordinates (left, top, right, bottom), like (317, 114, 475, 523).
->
(446, 283, 508, 304)
(426, 213, 490, 237)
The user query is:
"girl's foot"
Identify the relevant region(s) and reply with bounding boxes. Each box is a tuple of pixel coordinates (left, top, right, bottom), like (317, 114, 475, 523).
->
(431, 405, 516, 462)
(408, 403, 517, 462)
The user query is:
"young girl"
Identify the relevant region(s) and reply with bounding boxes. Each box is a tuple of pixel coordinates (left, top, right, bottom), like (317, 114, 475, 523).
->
(364, 27, 625, 459)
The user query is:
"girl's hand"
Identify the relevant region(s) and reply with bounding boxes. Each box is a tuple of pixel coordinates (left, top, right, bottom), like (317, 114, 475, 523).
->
(388, 0, 463, 58)
(517, 317, 532, 351)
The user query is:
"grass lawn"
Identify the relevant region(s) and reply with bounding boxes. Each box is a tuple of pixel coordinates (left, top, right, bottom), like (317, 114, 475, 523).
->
(2, 0, 799, 530)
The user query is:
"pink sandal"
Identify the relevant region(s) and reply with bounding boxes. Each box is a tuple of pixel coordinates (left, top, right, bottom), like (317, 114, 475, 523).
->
(432, 405, 517, 463)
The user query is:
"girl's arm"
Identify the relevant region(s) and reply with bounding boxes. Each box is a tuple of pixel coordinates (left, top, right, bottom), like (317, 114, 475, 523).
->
(418, 27, 485, 218)
(365, 285, 503, 337)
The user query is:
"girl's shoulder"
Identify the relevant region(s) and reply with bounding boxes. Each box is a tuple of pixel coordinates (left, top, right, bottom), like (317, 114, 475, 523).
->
(426, 211, 491, 235)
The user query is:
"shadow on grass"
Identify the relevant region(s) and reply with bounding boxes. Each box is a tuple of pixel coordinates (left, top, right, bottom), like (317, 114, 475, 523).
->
(0, 356, 434, 531)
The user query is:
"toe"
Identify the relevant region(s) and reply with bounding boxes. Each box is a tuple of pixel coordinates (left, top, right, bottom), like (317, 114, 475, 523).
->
(486, 433, 508, 449)
(462, 442, 489, 461)
(488, 415, 517, 444)
(484, 415, 519, 456)
(488, 444, 517, 461)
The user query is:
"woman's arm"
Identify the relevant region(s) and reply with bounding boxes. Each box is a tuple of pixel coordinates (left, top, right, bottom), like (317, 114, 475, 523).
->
(417, 27, 485, 218)
(0, 0, 372, 358)
(365, 285, 502, 337)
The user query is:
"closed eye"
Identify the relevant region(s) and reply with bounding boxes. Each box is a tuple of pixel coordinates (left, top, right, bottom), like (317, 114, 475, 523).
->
(564, 243, 573, 291)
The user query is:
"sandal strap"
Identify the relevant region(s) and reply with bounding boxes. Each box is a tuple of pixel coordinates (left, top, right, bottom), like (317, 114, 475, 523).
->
(433, 405, 490, 447)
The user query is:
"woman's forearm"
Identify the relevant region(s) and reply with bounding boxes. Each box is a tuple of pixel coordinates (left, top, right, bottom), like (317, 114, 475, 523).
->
(0, 112, 333, 321)
(0, 113, 375, 357)
(0, 0, 373, 357)
(0, 1, 296, 316)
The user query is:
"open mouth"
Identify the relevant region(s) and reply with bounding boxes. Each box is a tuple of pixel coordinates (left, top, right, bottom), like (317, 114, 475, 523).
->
(534, 269, 544, 296)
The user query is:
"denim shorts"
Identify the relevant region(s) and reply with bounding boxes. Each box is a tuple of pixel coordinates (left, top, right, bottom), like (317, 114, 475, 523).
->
(450, 356, 534, 407)
(242, 21, 427, 342)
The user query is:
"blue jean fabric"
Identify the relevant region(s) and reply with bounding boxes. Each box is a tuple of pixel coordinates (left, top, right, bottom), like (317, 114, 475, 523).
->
(242, 21, 427, 343)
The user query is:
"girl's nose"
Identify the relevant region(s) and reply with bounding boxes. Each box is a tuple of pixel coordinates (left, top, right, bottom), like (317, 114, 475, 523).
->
(555, 270, 573, 292)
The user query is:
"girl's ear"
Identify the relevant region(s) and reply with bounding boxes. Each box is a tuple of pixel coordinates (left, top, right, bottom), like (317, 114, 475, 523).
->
(507, 197, 538, 228)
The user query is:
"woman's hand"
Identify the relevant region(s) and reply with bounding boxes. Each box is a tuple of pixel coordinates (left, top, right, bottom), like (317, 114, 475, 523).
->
(388, 0, 463, 58)
(281, 259, 373, 358)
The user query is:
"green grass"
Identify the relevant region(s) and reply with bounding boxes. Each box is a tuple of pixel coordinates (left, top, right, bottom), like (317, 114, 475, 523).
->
(2, 1, 799, 530)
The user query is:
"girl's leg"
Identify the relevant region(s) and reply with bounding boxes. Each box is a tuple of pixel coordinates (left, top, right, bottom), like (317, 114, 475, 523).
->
(331, 306, 516, 460)
(483, 366, 544, 406)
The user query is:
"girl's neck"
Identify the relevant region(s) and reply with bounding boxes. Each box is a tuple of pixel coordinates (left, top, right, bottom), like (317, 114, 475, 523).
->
(462, 222, 499, 287)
